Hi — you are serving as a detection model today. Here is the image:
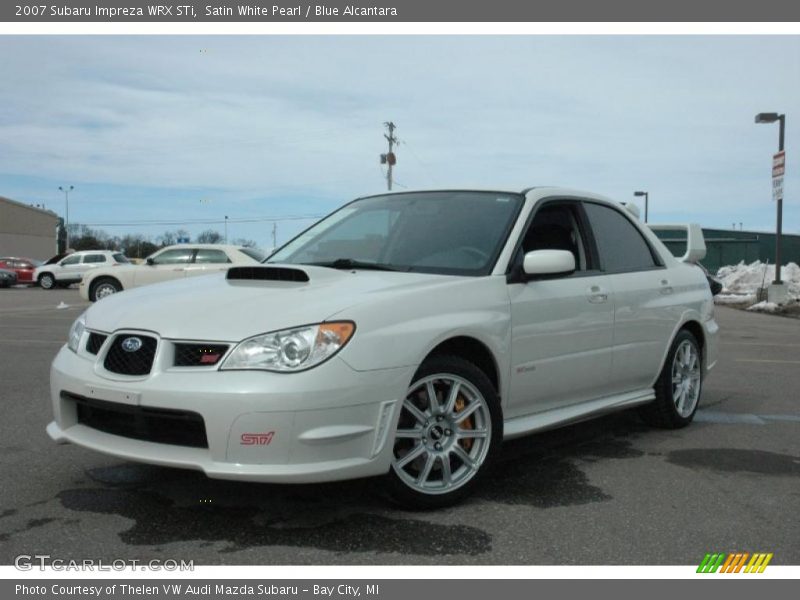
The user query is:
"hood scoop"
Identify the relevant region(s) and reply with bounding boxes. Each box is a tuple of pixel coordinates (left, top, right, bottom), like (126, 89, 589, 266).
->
(226, 266, 310, 283)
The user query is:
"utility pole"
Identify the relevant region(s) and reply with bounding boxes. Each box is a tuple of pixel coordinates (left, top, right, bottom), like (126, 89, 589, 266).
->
(58, 185, 74, 251)
(381, 121, 398, 191)
(272, 222, 277, 249)
(224, 215, 229, 243)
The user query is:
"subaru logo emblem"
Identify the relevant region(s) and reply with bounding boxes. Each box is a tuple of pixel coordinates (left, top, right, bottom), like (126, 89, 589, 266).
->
(121, 337, 143, 353)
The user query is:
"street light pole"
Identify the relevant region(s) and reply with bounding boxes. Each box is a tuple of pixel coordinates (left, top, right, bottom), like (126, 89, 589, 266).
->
(58, 185, 74, 251)
(634, 190, 649, 223)
(224, 215, 229, 243)
(754, 112, 785, 285)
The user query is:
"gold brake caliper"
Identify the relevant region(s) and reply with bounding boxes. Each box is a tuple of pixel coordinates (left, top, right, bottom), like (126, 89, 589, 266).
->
(455, 394, 474, 451)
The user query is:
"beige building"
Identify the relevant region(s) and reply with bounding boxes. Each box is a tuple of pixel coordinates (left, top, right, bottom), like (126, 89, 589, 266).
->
(0, 195, 60, 260)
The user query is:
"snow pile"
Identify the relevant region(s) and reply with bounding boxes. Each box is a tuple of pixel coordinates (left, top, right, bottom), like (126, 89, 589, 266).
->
(746, 300, 781, 313)
(715, 261, 800, 301)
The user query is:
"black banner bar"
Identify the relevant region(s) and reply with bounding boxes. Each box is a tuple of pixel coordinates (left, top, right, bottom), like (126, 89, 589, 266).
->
(4, 579, 798, 600)
(3, 0, 800, 22)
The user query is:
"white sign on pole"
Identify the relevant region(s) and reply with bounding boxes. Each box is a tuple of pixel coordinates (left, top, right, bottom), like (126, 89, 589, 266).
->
(772, 151, 785, 202)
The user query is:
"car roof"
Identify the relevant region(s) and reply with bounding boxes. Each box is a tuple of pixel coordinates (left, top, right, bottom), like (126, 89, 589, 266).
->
(355, 187, 618, 204)
(159, 244, 247, 251)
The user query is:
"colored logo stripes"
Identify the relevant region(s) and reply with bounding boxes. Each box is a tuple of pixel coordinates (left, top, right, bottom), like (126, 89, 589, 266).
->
(697, 552, 773, 573)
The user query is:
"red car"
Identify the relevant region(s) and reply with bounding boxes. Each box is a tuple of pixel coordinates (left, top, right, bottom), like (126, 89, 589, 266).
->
(0, 257, 42, 284)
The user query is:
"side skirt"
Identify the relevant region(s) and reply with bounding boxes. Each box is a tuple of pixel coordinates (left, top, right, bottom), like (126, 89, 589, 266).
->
(502, 388, 655, 440)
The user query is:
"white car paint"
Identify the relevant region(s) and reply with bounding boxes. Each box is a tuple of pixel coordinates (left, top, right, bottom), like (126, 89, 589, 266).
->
(78, 244, 263, 301)
(47, 187, 718, 504)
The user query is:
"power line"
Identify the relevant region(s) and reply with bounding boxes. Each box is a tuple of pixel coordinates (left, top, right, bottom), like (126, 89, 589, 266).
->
(76, 214, 324, 228)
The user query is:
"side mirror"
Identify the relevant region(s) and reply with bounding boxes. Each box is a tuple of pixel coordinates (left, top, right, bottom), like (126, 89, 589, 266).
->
(146, 257, 155, 266)
(522, 250, 576, 277)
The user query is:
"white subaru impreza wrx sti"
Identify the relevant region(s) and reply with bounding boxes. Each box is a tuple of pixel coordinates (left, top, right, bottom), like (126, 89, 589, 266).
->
(47, 188, 718, 507)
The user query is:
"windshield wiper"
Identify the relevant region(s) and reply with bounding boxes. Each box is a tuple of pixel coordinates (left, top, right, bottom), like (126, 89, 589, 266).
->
(306, 259, 407, 272)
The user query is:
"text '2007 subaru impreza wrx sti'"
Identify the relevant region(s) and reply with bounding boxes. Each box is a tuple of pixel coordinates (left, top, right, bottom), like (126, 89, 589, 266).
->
(47, 188, 718, 507)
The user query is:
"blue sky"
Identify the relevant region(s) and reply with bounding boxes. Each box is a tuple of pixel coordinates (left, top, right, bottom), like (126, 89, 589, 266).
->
(0, 35, 798, 249)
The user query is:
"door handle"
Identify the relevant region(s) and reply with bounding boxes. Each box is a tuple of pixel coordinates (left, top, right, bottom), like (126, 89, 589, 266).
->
(660, 279, 673, 295)
(587, 285, 608, 304)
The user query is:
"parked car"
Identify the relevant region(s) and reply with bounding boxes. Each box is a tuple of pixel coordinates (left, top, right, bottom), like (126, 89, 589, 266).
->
(0, 257, 42, 284)
(79, 244, 266, 302)
(48, 188, 718, 508)
(34, 250, 130, 290)
(0, 268, 18, 288)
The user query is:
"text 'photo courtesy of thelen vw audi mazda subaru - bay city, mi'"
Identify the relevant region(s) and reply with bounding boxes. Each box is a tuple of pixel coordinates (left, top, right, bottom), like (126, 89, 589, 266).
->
(47, 187, 718, 508)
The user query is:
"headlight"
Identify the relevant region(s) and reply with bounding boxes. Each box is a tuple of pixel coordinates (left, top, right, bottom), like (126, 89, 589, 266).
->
(67, 313, 87, 353)
(221, 321, 355, 372)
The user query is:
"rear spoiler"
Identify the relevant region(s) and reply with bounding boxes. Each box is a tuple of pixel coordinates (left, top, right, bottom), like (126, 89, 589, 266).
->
(647, 223, 707, 264)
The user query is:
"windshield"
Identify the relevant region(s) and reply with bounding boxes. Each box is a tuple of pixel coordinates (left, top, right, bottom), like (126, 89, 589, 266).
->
(267, 191, 524, 276)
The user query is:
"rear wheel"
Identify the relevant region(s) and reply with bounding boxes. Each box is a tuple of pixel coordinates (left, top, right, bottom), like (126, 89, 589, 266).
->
(90, 277, 122, 301)
(38, 273, 55, 290)
(640, 330, 702, 428)
(386, 354, 501, 509)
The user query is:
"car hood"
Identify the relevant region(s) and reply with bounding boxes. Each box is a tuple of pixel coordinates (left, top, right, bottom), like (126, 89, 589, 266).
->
(84, 265, 461, 341)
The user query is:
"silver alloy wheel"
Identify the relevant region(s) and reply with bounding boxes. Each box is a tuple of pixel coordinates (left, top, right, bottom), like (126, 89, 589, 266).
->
(672, 340, 701, 418)
(392, 373, 492, 495)
(94, 282, 118, 299)
(40, 274, 54, 289)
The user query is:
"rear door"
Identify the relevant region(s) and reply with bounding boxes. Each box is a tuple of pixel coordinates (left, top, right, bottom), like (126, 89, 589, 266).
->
(80, 253, 109, 278)
(582, 202, 676, 393)
(507, 200, 616, 417)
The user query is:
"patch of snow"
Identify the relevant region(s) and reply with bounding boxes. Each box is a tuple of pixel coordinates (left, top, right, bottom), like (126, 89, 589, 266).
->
(56, 301, 70, 309)
(746, 300, 780, 313)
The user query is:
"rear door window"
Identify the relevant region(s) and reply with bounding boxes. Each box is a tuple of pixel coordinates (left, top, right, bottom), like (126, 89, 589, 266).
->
(83, 254, 108, 264)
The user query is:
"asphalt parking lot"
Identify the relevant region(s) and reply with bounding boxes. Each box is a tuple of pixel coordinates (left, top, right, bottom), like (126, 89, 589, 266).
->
(0, 286, 798, 566)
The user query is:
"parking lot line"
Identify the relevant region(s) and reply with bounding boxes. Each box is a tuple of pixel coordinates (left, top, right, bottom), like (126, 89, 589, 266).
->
(721, 341, 800, 348)
(734, 358, 800, 365)
(0, 339, 64, 345)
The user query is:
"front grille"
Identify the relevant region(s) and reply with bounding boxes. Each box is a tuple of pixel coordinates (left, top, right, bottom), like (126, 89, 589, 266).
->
(103, 334, 157, 376)
(85, 332, 108, 355)
(174, 343, 229, 367)
(67, 392, 208, 448)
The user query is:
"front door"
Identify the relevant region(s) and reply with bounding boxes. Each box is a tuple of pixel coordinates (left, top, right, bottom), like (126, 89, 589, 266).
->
(135, 247, 194, 286)
(507, 201, 615, 418)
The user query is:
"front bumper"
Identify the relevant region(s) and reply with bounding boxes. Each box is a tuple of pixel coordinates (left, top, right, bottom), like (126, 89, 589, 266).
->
(48, 344, 415, 483)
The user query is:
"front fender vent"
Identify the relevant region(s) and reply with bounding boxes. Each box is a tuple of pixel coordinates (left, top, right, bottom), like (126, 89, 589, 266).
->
(226, 266, 309, 282)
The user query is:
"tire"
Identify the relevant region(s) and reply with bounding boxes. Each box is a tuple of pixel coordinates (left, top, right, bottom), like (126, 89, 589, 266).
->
(385, 354, 502, 509)
(90, 277, 122, 302)
(640, 329, 703, 429)
(38, 273, 55, 290)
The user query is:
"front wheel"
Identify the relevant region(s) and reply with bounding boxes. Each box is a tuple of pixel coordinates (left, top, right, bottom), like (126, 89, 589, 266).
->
(640, 330, 703, 429)
(386, 354, 501, 509)
(38, 273, 55, 290)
